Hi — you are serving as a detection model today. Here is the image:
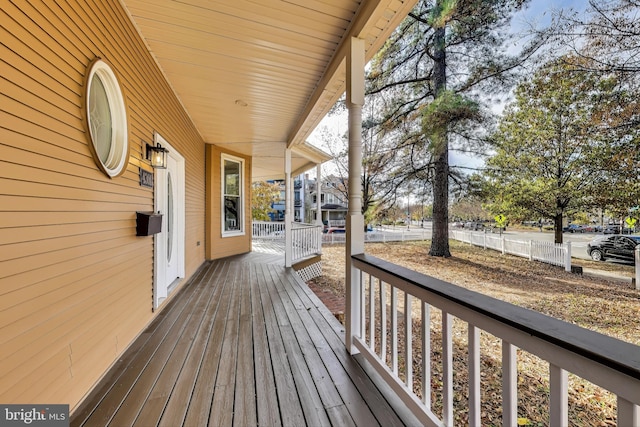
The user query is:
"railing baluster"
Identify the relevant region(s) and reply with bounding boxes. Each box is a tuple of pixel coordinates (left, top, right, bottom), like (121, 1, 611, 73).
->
(502, 341, 517, 427)
(443, 311, 453, 425)
(391, 286, 398, 374)
(369, 275, 375, 350)
(360, 272, 366, 339)
(405, 293, 412, 387)
(549, 364, 568, 427)
(422, 302, 430, 407)
(469, 325, 481, 427)
(380, 280, 387, 361)
(617, 397, 639, 427)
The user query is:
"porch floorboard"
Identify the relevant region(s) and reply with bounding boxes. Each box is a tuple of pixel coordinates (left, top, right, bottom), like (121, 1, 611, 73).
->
(71, 245, 407, 427)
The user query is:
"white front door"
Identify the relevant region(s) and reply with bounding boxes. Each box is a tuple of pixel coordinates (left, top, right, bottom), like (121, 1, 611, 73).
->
(154, 134, 185, 309)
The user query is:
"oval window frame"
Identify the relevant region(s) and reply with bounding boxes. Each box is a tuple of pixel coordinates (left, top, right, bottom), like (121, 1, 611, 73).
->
(84, 58, 130, 178)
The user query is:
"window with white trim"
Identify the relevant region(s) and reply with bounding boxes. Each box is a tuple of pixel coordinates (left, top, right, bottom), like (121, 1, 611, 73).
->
(85, 59, 129, 178)
(222, 155, 244, 236)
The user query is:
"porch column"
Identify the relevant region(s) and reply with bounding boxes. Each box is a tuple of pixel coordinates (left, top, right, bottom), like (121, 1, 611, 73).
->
(285, 148, 292, 267)
(316, 163, 323, 226)
(345, 36, 365, 354)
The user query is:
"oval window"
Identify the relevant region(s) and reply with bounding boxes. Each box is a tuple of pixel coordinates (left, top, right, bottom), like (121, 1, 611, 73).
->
(85, 59, 129, 178)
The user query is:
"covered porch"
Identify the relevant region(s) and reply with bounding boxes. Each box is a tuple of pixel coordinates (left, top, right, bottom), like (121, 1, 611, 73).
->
(70, 243, 415, 427)
(59, 0, 640, 423)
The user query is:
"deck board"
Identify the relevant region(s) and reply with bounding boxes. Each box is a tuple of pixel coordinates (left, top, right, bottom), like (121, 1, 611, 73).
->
(255, 264, 306, 427)
(71, 244, 408, 427)
(264, 263, 357, 425)
(209, 261, 241, 427)
(234, 263, 257, 427)
(157, 261, 228, 427)
(249, 263, 282, 427)
(181, 262, 234, 427)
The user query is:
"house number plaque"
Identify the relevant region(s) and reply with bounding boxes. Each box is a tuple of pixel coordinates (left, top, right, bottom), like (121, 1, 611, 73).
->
(139, 168, 154, 188)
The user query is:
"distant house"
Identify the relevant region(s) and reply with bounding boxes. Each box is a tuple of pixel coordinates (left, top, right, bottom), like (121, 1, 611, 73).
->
(267, 174, 314, 223)
(265, 173, 349, 226)
(318, 175, 348, 226)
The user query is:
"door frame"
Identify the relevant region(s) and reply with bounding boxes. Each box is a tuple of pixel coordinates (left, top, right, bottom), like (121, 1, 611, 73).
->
(153, 132, 186, 309)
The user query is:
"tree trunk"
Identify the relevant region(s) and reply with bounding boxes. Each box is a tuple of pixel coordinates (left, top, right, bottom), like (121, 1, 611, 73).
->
(554, 213, 563, 244)
(430, 142, 450, 256)
(428, 21, 450, 257)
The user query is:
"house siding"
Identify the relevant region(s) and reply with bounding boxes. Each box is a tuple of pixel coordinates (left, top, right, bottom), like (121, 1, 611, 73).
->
(206, 145, 253, 260)
(0, 0, 207, 409)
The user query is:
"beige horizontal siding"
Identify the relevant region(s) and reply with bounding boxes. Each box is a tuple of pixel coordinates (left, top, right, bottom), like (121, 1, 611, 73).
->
(1, 262, 151, 391)
(0, 0, 206, 410)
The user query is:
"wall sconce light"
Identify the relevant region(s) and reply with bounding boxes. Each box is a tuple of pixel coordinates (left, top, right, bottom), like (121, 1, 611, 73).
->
(146, 142, 168, 169)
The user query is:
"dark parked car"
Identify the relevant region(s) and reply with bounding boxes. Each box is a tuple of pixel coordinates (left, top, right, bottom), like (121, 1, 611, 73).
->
(563, 224, 584, 233)
(603, 224, 634, 234)
(464, 221, 484, 231)
(603, 225, 620, 234)
(587, 235, 640, 262)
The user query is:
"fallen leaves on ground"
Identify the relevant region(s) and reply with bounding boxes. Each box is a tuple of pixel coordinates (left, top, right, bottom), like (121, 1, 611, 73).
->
(307, 240, 640, 427)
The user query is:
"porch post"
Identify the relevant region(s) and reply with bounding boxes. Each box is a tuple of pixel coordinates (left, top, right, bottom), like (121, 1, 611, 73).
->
(316, 163, 323, 227)
(285, 148, 293, 267)
(345, 36, 365, 354)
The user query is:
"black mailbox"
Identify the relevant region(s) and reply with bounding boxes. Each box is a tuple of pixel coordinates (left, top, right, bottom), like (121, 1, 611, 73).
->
(136, 211, 162, 236)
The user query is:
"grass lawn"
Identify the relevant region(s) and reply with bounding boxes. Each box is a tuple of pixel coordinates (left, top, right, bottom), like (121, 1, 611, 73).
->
(308, 240, 639, 426)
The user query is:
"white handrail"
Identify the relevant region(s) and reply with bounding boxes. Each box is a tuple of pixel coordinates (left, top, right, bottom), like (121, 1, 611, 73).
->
(350, 254, 640, 426)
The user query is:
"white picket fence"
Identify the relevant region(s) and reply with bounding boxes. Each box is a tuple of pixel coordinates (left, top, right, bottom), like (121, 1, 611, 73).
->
(450, 230, 571, 272)
(322, 229, 431, 245)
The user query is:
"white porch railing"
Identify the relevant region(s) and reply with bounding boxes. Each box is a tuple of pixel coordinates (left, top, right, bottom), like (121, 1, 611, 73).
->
(450, 230, 571, 272)
(252, 221, 321, 263)
(252, 220, 285, 238)
(350, 254, 640, 427)
(291, 222, 322, 261)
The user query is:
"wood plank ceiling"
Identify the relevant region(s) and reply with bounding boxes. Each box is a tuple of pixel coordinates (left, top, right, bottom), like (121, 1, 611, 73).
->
(120, 0, 418, 180)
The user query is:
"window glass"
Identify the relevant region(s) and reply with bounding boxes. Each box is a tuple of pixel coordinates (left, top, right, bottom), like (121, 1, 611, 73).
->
(85, 59, 129, 177)
(222, 156, 243, 235)
(89, 76, 113, 163)
(224, 160, 240, 195)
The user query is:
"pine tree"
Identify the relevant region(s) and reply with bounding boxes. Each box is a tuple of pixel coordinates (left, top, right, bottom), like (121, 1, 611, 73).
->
(368, 0, 542, 256)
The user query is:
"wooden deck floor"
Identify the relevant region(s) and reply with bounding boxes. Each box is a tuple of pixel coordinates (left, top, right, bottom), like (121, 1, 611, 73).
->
(71, 244, 408, 427)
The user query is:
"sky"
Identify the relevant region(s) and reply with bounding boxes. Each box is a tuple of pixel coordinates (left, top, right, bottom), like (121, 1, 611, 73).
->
(307, 0, 592, 176)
